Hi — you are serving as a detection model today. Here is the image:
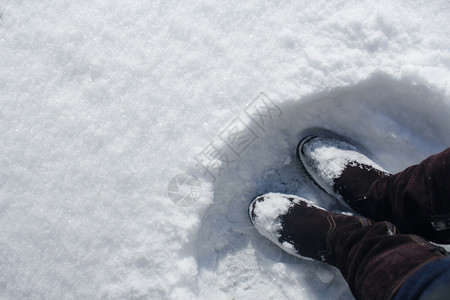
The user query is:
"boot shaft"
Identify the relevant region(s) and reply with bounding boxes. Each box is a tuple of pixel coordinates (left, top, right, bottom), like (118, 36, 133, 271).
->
(369, 148, 450, 244)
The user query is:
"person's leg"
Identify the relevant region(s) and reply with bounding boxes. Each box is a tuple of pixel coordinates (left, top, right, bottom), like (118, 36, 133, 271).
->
(298, 136, 450, 244)
(249, 193, 448, 300)
(393, 257, 450, 300)
(369, 148, 450, 244)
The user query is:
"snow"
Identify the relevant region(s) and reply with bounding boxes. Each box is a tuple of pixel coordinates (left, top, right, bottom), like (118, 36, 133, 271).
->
(0, 0, 449, 299)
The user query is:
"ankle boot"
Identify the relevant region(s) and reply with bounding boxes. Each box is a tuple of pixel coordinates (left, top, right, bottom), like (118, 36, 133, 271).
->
(297, 136, 450, 244)
(297, 136, 389, 203)
(249, 193, 447, 300)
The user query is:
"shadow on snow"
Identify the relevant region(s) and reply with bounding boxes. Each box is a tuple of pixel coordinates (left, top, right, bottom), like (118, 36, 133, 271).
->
(192, 72, 450, 298)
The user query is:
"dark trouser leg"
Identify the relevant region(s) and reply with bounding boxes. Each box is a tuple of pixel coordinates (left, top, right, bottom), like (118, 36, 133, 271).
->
(327, 216, 447, 300)
(365, 148, 450, 244)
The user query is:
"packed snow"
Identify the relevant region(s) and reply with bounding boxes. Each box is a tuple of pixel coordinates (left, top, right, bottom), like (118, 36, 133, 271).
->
(0, 0, 449, 299)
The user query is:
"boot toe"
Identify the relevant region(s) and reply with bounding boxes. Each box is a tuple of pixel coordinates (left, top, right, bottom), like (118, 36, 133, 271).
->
(297, 135, 387, 199)
(249, 193, 320, 260)
(249, 193, 297, 240)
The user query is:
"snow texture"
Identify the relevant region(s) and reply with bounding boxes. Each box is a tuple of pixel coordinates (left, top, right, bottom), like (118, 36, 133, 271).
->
(0, 0, 450, 299)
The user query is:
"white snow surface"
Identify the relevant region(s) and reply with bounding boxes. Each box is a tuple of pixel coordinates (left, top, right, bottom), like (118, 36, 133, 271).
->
(0, 0, 450, 299)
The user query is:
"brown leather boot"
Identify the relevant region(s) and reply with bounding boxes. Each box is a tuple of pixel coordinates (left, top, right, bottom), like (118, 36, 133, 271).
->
(249, 193, 447, 300)
(297, 136, 450, 244)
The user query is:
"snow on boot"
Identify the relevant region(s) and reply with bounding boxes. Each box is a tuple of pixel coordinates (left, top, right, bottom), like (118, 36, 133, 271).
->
(297, 135, 391, 220)
(248, 192, 339, 262)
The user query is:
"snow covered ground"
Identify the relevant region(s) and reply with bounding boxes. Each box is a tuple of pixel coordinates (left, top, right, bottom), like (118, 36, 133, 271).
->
(0, 0, 449, 299)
